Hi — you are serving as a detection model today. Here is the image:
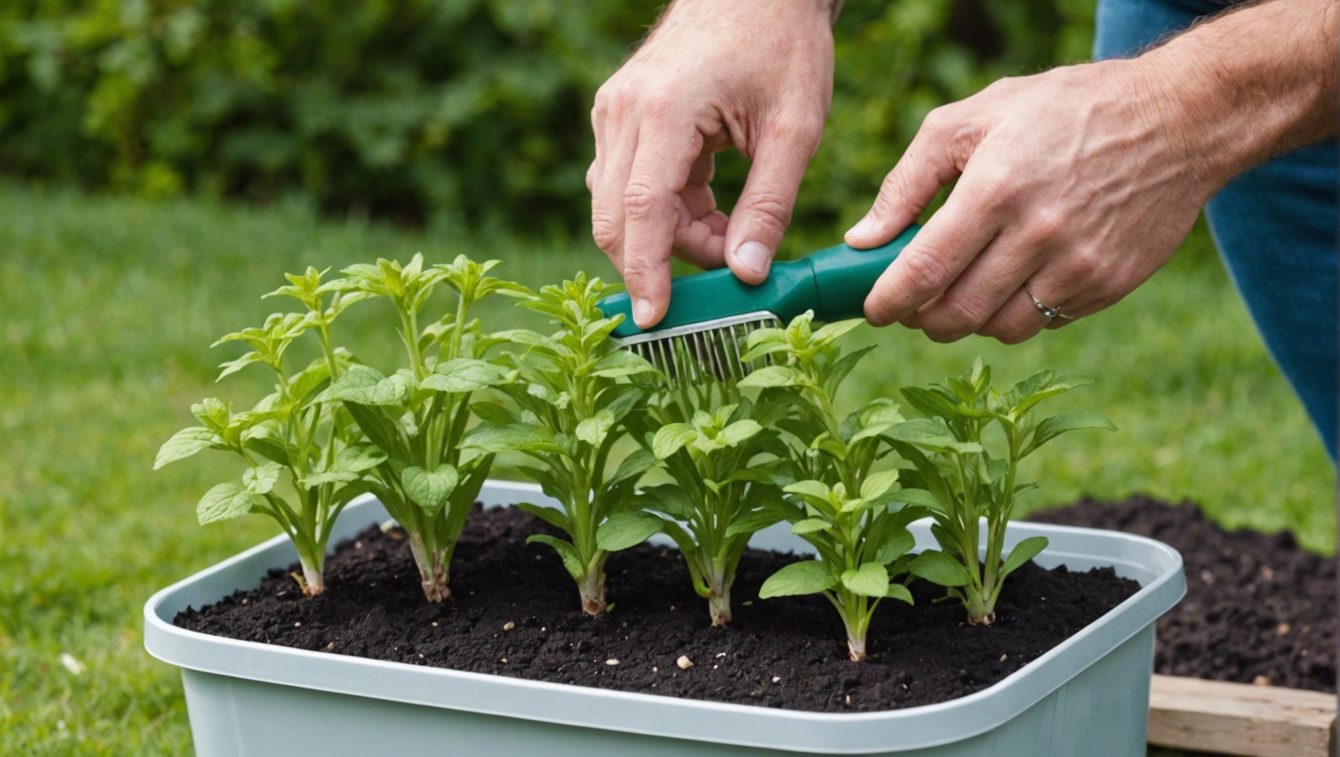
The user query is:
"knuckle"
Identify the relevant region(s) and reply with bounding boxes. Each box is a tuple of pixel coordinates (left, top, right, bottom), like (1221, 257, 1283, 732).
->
(941, 292, 992, 331)
(899, 251, 951, 294)
(585, 164, 597, 192)
(591, 213, 622, 253)
(921, 106, 952, 136)
(976, 168, 1020, 208)
(1029, 205, 1066, 244)
(1067, 248, 1103, 281)
(743, 191, 794, 232)
(642, 89, 678, 124)
(623, 182, 665, 220)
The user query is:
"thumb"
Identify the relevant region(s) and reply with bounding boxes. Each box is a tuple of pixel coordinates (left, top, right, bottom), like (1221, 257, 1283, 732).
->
(845, 108, 964, 249)
(725, 125, 819, 285)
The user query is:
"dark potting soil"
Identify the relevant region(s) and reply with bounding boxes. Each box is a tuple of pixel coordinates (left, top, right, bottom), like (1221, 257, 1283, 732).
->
(175, 505, 1138, 712)
(1030, 496, 1336, 694)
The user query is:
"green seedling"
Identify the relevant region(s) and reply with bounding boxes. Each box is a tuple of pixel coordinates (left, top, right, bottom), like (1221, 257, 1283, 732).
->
(741, 312, 924, 661)
(891, 360, 1116, 625)
(318, 254, 520, 602)
(621, 383, 790, 627)
(466, 274, 658, 615)
(155, 268, 374, 595)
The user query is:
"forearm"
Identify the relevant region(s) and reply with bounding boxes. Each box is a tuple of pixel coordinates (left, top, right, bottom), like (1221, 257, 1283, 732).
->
(1137, 0, 1338, 191)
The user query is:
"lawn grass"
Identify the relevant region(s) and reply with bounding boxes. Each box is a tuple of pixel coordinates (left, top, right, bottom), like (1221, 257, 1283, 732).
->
(0, 182, 1332, 754)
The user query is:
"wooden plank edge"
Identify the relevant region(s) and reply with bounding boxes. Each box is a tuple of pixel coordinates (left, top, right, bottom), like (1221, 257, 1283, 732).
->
(1148, 673, 1336, 757)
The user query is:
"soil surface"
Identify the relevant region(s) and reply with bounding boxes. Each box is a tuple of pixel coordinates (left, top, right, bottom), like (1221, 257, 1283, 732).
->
(176, 505, 1138, 712)
(1031, 496, 1336, 693)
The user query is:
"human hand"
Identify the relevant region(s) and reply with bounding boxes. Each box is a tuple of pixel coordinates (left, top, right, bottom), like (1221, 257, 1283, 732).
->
(846, 59, 1221, 343)
(588, 0, 836, 328)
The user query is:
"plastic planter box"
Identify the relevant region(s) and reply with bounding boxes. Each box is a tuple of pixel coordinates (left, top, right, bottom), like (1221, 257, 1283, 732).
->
(144, 480, 1185, 756)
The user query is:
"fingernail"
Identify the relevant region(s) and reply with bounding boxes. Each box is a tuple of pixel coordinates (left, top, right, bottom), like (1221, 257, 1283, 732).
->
(633, 298, 654, 328)
(846, 216, 875, 240)
(735, 241, 771, 276)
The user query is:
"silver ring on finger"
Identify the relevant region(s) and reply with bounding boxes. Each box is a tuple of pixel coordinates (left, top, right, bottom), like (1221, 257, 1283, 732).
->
(1023, 284, 1073, 321)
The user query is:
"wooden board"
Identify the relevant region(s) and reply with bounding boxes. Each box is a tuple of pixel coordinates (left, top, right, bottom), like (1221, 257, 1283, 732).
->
(1148, 674, 1336, 756)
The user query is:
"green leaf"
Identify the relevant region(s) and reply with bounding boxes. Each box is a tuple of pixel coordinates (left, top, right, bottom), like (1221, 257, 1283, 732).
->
(574, 409, 615, 447)
(242, 461, 283, 494)
(652, 423, 697, 460)
(718, 419, 762, 448)
(841, 562, 890, 598)
(724, 507, 787, 538)
(320, 365, 409, 407)
(874, 529, 916, 565)
(910, 551, 973, 587)
(333, 443, 387, 473)
(401, 464, 460, 514)
(811, 319, 864, 346)
(155, 427, 223, 469)
(420, 358, 509, 394)
(640, 484, 697, 520)
(859, 469, 900, 500)
(738, 365, 805, 389)
(609, 448, 657, 486)
(886, 583, 914, 604)
(516, 502, 571, 533)
(596, 511, 665, 551)
(759, 560, 836, 598)
(298, 470, 360, 489)
(462, 422, 558, 454)
(999, 535, 1049, 578)
(590, 349, 658, 378)
(892, 488, 947, 513)
(527, 534, 587, 580)
(899, 386, 961, 419)
(886, 418, 983, 454)
(1025, 413, 1117, 455)
(784, 480, 830, 503)
(791, 518, 831, 535)
(197, 483, 258, 525)
(215, 351, 265, 381)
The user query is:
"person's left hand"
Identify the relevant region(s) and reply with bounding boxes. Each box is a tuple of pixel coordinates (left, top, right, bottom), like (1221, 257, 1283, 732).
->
(845, 58, 1223, 343)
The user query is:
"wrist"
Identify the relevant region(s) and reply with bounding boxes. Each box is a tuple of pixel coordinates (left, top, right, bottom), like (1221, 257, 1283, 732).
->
(1128, 0, 1338, 193)
(665, 0, 839, 27)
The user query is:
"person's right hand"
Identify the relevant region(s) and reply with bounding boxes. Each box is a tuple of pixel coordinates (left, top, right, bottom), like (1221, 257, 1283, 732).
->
(588, 0, 836, 328)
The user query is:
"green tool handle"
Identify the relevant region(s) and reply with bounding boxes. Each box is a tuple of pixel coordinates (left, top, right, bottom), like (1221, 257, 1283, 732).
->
(601, 224, 921, 338)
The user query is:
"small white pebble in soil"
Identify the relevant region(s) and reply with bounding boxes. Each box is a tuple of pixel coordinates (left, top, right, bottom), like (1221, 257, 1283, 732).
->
(652, 666, 659, 673)
(669, 605, 676, 611)
(326, 642, 336, 651)
(713, 665, 719, 670)
(741, 600, 753, 606)
(431, 621, 439, 628)
(676, 655, 694, 670)
(293, 622, 302, 628)
(1253, 675, 1271, 686)
(1276, 622, 1291, 636)
(715, 652, 727, 659)
(771, 676, 781, 684)
(417, 653, 424, 659)
(999, 654, 1008, 662)
(1261, 565, 1275, 581)
(503, 621, 516, 631)
(355, 540, 363, 549)
(605, 658, 620, 666)
(500, 657, 508, 664)
(845, 695, 852, 706)
(541, 627, 547, 632)
(1199, 569, 1215, 584)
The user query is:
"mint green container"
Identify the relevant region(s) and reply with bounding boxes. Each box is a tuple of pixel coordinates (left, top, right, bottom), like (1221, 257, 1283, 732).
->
(144, 480, 1185, 756)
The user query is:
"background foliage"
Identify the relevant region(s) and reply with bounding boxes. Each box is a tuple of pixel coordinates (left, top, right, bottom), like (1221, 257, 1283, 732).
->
(0, 0, 1093, 233)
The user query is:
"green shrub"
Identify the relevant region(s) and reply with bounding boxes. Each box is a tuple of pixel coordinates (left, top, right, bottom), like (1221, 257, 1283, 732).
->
(0, 0, 1092, 234)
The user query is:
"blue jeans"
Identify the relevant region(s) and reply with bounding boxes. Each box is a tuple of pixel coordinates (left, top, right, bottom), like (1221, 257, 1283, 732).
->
(1096, 0, 1339, 461)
